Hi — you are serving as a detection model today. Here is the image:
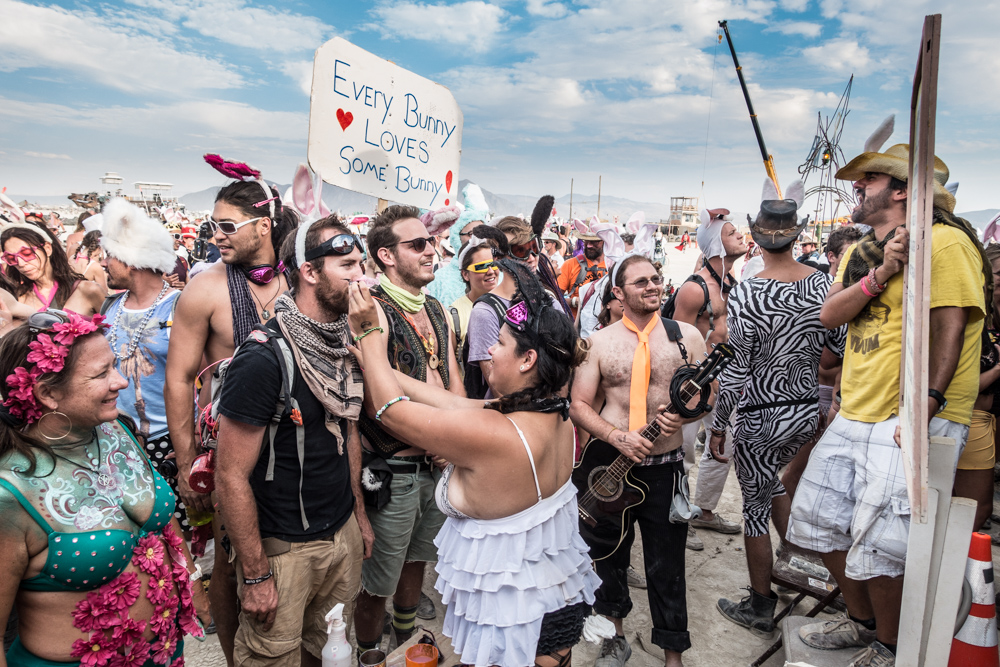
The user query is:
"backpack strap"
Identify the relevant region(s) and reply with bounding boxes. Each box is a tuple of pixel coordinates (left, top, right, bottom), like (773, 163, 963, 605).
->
(660, 317, 689, 364)
(99, 291, 127, 316)
(477, 293, 509, 323)
(257, 325, 309, 530)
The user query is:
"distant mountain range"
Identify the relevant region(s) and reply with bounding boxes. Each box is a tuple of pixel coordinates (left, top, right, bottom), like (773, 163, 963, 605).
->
(9, 186, 998, 229)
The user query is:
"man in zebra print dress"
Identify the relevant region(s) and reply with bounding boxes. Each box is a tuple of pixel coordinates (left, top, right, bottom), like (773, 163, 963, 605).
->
(709, 183, 846, 639)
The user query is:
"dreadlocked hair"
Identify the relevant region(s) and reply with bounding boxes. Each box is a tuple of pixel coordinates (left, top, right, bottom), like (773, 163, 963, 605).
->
(486, 260, 588, 416)
(1, 224, 82, 307)
(215, 180, 298, 256)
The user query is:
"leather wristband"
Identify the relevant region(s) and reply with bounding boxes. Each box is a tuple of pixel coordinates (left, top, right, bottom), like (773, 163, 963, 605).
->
(243, 570, 273, 586)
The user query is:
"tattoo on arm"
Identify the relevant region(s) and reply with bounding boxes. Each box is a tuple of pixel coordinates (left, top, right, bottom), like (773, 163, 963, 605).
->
(360, 320, 372, 330)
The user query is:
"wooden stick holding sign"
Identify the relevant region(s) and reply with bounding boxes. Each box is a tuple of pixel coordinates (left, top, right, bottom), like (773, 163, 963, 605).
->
(897, 13, 941, 525)
(895, 15, 976, 666)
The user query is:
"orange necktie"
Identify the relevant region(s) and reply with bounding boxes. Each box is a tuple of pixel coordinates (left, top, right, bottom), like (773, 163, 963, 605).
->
(621, 315, 658, 431)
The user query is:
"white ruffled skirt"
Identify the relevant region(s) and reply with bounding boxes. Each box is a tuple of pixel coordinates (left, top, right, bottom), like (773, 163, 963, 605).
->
(433, 480, 600, 667)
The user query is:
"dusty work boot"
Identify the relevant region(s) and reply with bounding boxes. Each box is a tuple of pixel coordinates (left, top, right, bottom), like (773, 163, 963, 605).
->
(847, 641, 895, 667)
(717, 587, 778, 638)
(690, 513, 742, 534)
(686, 525, 704, 551)
(593, 635, 631, 667)
(416, 591, 436, 620)
(799, 616, 877, 650)
(626, 565, 646, 589)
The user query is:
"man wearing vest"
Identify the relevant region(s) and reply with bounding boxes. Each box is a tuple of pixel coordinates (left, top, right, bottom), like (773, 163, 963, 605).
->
(558, 223, 607, 316)
(353, 205, 466, 654)
(215, 216, 372, 666)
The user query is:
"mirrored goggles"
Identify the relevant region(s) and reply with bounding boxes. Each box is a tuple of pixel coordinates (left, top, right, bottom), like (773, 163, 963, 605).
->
(207, 216, 261, 235)
(509, 237, 540, 259)
(304, 234, 366, 262)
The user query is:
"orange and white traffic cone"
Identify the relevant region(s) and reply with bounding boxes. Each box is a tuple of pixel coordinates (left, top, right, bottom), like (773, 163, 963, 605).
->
(949, 532, 999, 667)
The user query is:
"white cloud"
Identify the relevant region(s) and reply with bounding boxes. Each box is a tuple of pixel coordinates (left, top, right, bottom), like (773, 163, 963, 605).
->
(525, 0, 569, 18)
(281, 60, 315, 96)
(0, 97, 306, 142)
(802, 37, 872, 74)
(24, 151, 71, 160)
(367, 1, 506, 53)
(126, 0, 335, 53)
(778, 0, 809, 10)
(766, 21, 822, 38)
(0, 0, 242, 94)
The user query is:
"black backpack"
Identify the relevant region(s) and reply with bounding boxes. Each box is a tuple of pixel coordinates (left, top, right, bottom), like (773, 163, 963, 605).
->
(462, 293, 509, 400)
(660, 274, 710, 320)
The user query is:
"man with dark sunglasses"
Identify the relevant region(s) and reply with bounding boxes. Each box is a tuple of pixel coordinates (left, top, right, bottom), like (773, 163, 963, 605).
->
(164, 179, 295, 663)
(352, 205, 465, 654)
(558, 225, 607, 316)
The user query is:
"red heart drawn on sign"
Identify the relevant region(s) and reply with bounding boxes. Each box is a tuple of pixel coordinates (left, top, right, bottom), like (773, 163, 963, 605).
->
(336, 109, 353, 131)
(445, 171, 453, 193)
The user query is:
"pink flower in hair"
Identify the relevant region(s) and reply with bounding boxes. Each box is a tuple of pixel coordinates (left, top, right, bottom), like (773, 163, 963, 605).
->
(6, 366, 39, 401)
(51, 311, 101, 345)
(26, 334, 68, 373)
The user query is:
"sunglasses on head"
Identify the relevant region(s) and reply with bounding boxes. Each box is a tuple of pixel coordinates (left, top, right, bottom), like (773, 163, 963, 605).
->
(28, 309, 69, 334)
(207, 216, 261, 235)
(391, 236, 434, 253)
(465, 259, 498, 274)
(509, 237, 540, 259)
(2, 246, 40, 267)
(625, 274, 664, 290)
(304, 234, 366, 262)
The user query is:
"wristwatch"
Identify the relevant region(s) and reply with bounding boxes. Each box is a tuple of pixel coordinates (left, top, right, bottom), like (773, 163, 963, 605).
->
(928, 389, 947, 414)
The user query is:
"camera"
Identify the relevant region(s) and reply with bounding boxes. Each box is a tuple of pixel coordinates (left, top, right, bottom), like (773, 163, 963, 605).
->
(192, 222, 212, 262)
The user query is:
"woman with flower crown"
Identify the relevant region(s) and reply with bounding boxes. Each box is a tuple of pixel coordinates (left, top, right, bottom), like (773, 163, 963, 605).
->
(0, 310, 206, 667)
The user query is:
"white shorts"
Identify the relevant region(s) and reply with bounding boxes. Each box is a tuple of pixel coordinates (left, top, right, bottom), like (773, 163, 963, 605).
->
(786, 414, 968, 580)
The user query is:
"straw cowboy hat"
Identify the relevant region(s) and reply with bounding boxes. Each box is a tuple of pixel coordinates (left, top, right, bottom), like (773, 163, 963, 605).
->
(835, 115, 956, 213)
(573, 216, 605, 241)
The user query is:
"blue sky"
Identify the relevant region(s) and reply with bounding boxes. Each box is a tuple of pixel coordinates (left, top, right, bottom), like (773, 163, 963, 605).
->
(1, 0, 998, 215)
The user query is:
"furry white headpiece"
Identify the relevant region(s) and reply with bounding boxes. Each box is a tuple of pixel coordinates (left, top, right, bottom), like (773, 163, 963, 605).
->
(101, 198, 177, 274)
(698, 208, 732, 261)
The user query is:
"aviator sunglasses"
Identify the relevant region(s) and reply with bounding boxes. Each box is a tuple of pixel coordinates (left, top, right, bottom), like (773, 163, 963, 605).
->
(2, 245, 41, 267)
(625, 274, 665, 290)
(304, 234, 366, 262)
(207, 216, 261, 235)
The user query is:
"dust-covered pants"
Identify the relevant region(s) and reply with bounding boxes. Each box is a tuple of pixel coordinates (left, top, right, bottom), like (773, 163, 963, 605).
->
(592, 460, 691, 654)
(733, 402, 818, 537)
(787, 414, 968, 580)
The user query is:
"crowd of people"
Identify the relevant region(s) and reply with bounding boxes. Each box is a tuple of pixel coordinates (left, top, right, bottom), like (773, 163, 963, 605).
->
(0, 122, 994, 667)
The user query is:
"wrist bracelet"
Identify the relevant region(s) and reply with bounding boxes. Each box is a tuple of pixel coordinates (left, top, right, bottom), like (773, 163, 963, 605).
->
(868, 267, 887, 291)
(353, 326, 384, 343)
(243, 570, 273, 586)
(607, 426, 618, 443)
(859, 277, 876, 298)
(375, 395, 409, 422)
(710, 427, 726, 437)
(190, 564, 203, 581)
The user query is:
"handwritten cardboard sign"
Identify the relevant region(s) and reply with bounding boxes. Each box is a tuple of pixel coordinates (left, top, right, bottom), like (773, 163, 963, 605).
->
(308, 37, 463, 209)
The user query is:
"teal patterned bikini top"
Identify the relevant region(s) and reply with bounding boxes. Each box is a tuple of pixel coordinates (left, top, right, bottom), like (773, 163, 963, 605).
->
(0, 420, 175, 592)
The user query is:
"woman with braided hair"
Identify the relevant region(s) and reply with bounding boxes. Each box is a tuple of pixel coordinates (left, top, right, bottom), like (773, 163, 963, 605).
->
(347, 260, 599, 667)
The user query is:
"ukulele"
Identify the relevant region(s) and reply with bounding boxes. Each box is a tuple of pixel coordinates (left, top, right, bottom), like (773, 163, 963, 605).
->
(572, 343, 733, 561)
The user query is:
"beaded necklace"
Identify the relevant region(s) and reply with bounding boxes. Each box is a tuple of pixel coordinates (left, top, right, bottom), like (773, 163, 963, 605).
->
(108, 281, 171, 361)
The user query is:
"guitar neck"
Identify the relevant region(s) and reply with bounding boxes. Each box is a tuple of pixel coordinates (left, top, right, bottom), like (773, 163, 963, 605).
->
(603, 380, 701, 481)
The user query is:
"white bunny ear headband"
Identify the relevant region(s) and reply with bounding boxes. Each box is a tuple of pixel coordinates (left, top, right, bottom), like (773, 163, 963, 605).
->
(285, 163, 333, 269)
(0, 191, 26, 224)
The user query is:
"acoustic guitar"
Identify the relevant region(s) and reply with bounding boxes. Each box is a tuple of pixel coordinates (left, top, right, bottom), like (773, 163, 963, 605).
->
(572, 343, 733, 561)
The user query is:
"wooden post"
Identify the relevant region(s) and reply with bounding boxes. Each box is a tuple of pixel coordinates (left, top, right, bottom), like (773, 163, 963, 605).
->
(899, 12, 941, 526)
(569, 178, 573, 221)
(597, 175, 602, 220)
(377, 198, 389, 214)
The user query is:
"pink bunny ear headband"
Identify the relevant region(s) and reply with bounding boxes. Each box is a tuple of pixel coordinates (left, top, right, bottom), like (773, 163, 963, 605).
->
(284, 163, 334, 269)
(203, 154, 276, 220)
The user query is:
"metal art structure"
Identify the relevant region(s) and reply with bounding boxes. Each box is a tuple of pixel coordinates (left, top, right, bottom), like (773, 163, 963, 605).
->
(797, 76, 857, 241)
